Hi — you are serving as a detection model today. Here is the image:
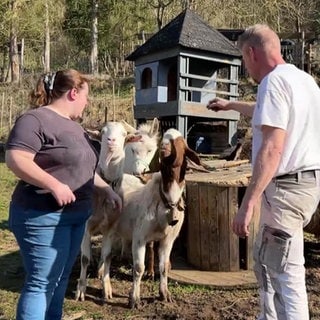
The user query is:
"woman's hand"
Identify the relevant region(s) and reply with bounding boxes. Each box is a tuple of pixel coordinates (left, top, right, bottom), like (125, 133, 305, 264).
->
(50, 183, 76, 207)
(94, 172, 122, 212)
(104, 186, 122, 211)
(6, 149, 76, 207)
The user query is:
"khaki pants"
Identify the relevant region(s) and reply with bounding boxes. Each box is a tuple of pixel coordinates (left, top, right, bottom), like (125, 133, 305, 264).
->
(254, 171, 320, 320)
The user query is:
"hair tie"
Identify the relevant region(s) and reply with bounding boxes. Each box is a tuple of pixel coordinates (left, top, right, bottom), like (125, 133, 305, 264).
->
(44, 72, 56, 92)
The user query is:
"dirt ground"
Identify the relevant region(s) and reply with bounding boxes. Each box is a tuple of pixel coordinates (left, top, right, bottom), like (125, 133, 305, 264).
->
(62, 236, 320, 320)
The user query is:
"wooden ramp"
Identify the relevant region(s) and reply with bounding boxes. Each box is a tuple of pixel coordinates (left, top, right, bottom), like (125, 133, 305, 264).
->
(168, 257, 258, 289)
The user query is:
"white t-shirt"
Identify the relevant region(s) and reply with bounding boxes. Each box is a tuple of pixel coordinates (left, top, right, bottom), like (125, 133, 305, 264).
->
(252, 64, 320, 176)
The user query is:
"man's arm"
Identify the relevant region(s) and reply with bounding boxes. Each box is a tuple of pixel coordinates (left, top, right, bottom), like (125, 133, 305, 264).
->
(232, 125, 286, 237)
(207, 97, 256, 118)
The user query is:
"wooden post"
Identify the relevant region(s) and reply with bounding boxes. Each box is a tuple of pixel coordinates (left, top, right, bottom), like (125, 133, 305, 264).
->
(112, 80, 115, 121)
(301, 30, 305, 71)
(0, 92, 4, 134)
(9, 96, 12, 130)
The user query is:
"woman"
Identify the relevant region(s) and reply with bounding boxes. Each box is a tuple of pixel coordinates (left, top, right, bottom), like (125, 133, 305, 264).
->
(5, 69, 122, 320)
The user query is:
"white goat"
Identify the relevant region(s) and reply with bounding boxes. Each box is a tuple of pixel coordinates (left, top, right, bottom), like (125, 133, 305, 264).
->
(121, 120, 160, 175)
(75, 119, 160, 302)
(87, 128, 201, 308)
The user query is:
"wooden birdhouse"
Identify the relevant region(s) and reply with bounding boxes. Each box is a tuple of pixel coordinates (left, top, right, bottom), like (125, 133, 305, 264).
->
(126, 9, 242, 154)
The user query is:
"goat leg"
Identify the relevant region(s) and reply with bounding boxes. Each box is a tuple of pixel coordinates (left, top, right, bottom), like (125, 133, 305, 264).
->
(100, 233, 114, 301)
(129, 241, 146, 309)
(158, 238, 175, 303)
(75, 225, 92, 301)
(144, 241, 155, 280)
(75, 266, 88, 302)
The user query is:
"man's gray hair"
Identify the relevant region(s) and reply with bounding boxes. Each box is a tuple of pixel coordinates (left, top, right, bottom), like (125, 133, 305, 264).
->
(238, 24, 276, 50)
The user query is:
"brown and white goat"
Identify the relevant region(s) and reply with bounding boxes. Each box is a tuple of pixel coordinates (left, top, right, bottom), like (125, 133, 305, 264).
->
(90, 128, 201, 308)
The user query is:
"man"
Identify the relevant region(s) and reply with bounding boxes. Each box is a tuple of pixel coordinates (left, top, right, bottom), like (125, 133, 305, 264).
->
(207, 24, 320, 320)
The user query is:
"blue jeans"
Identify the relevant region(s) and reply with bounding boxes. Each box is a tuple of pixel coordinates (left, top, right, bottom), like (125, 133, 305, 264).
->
(9, 202, 91, 320)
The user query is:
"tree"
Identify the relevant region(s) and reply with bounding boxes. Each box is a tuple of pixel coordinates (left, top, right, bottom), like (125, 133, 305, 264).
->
(44, 0, 50, 73)
(0, 0, 66, 80)
(90, 0, 99, 75)
(9, 0, 20, 83)
(147, 0, 175, 30)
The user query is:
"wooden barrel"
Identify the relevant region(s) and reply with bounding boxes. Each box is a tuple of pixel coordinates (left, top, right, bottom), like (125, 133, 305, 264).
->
(185, 162, 261, 272)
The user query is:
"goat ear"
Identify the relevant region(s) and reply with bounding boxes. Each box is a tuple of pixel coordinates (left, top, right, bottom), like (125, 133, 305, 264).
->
(86, 129, 101, 141)
(148, 118, 160, 137)
(185, 147, 201, 165)
(125, 134, 142, 144)
(148, 148, 160, 172)
(121, 120, 136, 134)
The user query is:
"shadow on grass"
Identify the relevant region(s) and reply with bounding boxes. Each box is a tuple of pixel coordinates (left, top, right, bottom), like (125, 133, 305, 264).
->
(0, 250, 23, 293)
(0, 220, 9, 231)
(0, 148, 5, 163)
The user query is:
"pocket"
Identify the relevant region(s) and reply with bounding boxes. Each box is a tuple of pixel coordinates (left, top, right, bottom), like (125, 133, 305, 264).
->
(259, 226, 291, 273)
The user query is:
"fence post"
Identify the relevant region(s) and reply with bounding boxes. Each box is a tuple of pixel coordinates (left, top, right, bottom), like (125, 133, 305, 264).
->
(0, 92, 4, 136)
(8, 96, 12, 132)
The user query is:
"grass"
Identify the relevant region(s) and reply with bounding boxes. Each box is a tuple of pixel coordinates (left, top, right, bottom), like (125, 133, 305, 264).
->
(0, 162, 20, 320)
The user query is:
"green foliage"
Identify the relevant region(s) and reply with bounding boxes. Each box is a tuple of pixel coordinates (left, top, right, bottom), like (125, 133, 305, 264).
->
(1, 0, 320, 79)
(64, 0, 91, 52)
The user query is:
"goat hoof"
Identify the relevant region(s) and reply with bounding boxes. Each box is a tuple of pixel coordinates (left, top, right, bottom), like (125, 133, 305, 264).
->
(75, 291, 85, 302)
(128, 294, 141, 309)
(103, 292, 112, 301)
(143, 271, 155, 281)
(131, 302, 141, 309)
(160, 291, 172, 303)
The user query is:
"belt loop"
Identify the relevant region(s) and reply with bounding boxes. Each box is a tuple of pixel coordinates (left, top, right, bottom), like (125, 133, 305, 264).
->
(297, 171, 302, 182)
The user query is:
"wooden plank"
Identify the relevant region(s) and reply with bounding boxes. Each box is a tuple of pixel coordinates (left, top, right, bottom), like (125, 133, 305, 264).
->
(180, 50, 242, 66)
(186, 171, 251, 187)
(208, 185, 219, 270)
(180, 101, 240, 120)
(180, 85, 239, 97)
(217, 187, 231, 271)
(186, 182, 201, 268)
(180, 72, 239, 84)
(199, 183, 210, 270)
(134, 102, 179, 119)
(228, 187, 240, 271)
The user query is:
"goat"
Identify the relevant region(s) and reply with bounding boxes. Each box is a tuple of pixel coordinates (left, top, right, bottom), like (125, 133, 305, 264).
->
(75, 120, 160, 302)
(87, 128, 201, 308)
(121, 119, 160, 175)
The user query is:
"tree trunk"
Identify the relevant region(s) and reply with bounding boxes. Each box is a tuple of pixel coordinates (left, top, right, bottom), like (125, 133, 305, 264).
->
(20, 38, 24, 81)
(44, 0, 50, 73)
(90, 0, 99, 75)
(9, 0, 19, 83)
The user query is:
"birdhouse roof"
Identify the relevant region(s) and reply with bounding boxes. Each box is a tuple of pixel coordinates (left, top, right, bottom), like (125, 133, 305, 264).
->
(126, 8, 241, 61)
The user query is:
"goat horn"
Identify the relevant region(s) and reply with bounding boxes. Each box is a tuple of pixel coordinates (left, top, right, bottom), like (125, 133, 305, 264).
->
(148, 118, 160, 137)
(120, 120, 136, 133)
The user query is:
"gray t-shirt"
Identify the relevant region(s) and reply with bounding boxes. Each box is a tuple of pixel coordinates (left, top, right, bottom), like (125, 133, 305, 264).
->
(6, 107, 98, 212)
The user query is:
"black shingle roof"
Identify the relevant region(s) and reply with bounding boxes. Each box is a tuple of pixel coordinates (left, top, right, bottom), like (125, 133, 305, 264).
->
(126, 9, 241, 61)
